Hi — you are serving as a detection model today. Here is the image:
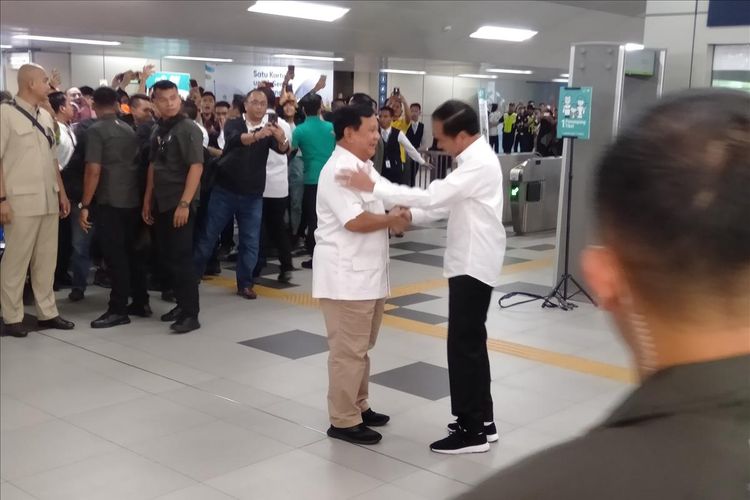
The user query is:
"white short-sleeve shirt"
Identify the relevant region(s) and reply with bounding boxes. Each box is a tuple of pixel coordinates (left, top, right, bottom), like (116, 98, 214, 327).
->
(263, 112, 292, 198)
(312, 145, 390, 301)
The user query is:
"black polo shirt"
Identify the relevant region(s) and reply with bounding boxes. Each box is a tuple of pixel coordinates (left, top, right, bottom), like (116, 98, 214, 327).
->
(85, 115, 141, 208)
(218, 117, 283, 196)
(460, 354, 750, 500)
(149, 117, 203, 213)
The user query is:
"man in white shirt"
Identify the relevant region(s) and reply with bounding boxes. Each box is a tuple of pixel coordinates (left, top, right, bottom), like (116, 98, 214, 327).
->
(378, 105, 426, 185)
(343, 100, 506, 455)
(254, 87, 294, 283)
(49, 91, 76, 170)
(313, 105, 410, 446)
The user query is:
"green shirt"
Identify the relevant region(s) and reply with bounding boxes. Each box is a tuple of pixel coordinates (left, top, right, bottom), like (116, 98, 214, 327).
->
(292, 116, 335, 185)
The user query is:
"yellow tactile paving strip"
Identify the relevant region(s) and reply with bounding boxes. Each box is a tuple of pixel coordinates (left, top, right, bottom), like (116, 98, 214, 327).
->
(204, 256, 636, 384)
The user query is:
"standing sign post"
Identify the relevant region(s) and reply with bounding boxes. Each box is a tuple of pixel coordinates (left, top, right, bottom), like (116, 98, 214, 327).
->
(499, 86, 596, 311)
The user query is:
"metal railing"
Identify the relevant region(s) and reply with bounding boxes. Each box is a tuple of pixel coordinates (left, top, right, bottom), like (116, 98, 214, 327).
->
(411, 150, 455, 189)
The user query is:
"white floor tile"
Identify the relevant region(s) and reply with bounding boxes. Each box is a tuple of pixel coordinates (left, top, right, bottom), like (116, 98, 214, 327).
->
(12, 449, 195, 500)
(153, 484, 237, 500)
(391, 469, 470, 499)
(0, 483, 37, 500)
(302, 438, 419, 482)
(0, 396, 55, 432)
(127, 420, 292, 481)
(206, 449, 382, 500)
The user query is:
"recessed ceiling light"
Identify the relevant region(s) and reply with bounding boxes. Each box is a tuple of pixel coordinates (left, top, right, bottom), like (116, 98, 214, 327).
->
(625, 43, 645, 51)
(165, 55, 234, 62)
(248, 1, 349, 22)
(487, 68, 533, 75)
(552, 78, 569, 83)
(458, 74, 498, 79)
(13, 35, 121, 46)
(274, 54, 344, 62)
(470, 26, 537, 42)
(560, 73, 570, 78)
(0, 44, 12, 49)
(380, 69, 426, 75)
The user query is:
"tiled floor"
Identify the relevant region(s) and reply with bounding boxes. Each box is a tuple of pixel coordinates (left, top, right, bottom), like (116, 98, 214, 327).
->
(0, 223, 635, 500)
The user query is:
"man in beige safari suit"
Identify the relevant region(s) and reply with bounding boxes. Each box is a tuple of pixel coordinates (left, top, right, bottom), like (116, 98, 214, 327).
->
(0, 64, 75, 337)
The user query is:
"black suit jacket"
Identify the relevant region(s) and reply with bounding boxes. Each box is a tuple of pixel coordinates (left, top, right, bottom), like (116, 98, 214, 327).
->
(405, 122, 424, 149)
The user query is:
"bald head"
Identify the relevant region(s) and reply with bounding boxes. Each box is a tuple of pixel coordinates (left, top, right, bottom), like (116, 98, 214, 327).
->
(17, 63, 50, 105)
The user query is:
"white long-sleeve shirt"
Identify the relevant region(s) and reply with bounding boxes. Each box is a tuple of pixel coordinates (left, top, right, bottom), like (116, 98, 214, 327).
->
(381, 127, 425, 165)
(372, 137, 506, 286)
(56, 121, 76, 170)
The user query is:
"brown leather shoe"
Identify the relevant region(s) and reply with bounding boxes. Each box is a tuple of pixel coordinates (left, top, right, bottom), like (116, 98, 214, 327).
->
(237, 287, 257, 300)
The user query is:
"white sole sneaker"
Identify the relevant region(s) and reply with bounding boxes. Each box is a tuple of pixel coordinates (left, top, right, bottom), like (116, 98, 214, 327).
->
(430, 442, 491, 455)
(486, 432, 499, 443)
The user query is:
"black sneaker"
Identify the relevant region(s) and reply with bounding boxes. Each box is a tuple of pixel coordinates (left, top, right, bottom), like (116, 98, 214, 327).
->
(0, 322, 29, 338)
(447, 421, 498, 443)
(91, 312, 131, 329)
(430, 428, 489, 455)
(170, 316, 200, 334)
(127, 303, 153, 318)
(161, 306, 182, 322)
(362, 408, 390, 427)
(68, 288, 85, 302)
(327, 424, 382, 445)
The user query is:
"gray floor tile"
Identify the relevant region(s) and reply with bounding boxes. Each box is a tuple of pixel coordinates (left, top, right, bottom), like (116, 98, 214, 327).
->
(524, 243, 556, 251)
(494, 281, 551, 296)
(370, 362, 450, 401)
(385, 307, 448, 325)
(386, 293, 441, 307)
(503, 256, 531, 265)
(390, 242, 444, 252)
(391, 253, 444, 268)
(239, 330, 329, 359)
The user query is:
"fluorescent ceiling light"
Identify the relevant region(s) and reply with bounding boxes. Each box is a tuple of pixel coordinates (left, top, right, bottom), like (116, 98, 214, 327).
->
(380, 69, 426, 75)
(274, 53, 344, 62)
(458, 73, 497, 79)
(0, 44, 11, 49)
(248, 1, 349, 22)
(165, 55, 234, 62)
(552, 78, 569, 83)
(13, 35, 121, 46)
(470, 26, 537, 42)
(625, 43, 645, 51)
(560, 73, 569, 77)
(487, 68, 533, 75)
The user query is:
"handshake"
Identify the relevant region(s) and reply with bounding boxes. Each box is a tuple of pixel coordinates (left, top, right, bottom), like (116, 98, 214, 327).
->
(388, 206, 412, 237)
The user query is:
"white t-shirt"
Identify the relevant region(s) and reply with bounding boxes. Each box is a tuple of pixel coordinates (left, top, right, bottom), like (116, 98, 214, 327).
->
(372, 137, 506, 287)
(488, 111, 502, 137)
(57, 121, 76, 169)
(312, 145, 390, 300)
(263, 111, 292, 198)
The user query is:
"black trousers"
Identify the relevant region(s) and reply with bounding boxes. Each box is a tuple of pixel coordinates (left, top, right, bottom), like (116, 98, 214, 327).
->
(254, 197, 294, 277)
(97, 205, 149, 314)
(447, 275, 494, 433)
(502, 133, 514, 154)
(489, 135, 499, 153)
(154, 208, 200, 317)
(301, 185, 318, 255)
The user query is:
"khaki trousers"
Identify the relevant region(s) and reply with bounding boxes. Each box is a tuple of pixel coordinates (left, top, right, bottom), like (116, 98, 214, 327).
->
(1, 214, 59, 324)
(320, 298, 385, 428)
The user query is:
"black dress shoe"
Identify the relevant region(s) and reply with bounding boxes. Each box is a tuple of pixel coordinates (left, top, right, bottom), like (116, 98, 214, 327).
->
(362, 408, 390, 427)
(170, 316, 200, 334)
(277, 271, 292, 284)
(37, 316, 75, 330)
(327, 424, 382, 445)
(1, 322, 29, 338)
(68, 288, 85, 302)
(127, 303, 153, 318)
(161, 306, 182, 322)
(91, 312, 131, 329)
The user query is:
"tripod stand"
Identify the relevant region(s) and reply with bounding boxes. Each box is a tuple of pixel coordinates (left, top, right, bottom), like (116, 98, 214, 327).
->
(499, 138, 596, 311)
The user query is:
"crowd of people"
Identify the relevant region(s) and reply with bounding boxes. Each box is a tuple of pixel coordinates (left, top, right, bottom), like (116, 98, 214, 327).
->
(488, 100, 561, 156)
(0, 63, 429, 336)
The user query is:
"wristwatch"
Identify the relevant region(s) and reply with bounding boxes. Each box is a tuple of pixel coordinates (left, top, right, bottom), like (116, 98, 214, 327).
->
(178, 200, 189, 208)
(78, 202, 89, 210)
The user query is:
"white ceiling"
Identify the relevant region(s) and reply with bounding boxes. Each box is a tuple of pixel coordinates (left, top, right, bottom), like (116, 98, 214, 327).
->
(0, 0, 645, 79)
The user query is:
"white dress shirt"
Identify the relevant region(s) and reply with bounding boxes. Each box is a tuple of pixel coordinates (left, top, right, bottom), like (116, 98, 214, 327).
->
(381, 127, 426, 165)
(372, 137, 506, 286)
(263, 111, 292, 199)
(217, 128, 225, 149)
(196, 121, 209, 149)
(56, 121, 76, 169)
(313, 145, 390, 300)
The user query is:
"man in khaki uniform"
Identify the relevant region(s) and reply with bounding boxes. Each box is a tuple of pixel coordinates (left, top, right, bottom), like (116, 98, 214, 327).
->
(0, 64, 75, 337)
